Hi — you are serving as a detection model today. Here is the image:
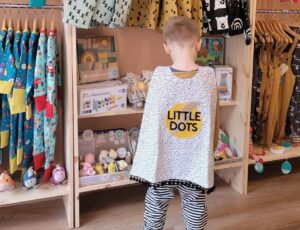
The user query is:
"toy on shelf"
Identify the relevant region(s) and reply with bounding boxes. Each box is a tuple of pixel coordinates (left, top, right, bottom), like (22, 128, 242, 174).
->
(128, 127, 140, 155)
(23, 166, 39, 189)
(214, 129, 239, 162)
(249, 128, 265, 162)
(122, 72, 151, 109)
(108, 162, 117, 173)
(116, 160, 128, 171)
(84, 153, 96, 165)
(94, 162, 105, 174)
(0, 170, 15, 192)
(80, 162, 96, 177)
(50, 165, 67, 185)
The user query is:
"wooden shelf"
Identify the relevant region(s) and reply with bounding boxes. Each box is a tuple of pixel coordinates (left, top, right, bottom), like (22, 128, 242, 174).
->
(248, 147, 300, 165)
(220, 100, 238, 107)
(78, 101, 237, 119)
(78, 160, 244, 194)
(214, 160, 244, 170)
(79, 179, 137, 194)
(0, 183, 69, 207)
(78, 107, 144, 119)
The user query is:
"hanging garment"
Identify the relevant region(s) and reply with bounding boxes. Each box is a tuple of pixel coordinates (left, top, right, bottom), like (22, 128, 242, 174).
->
(63, 0, 98, 29)
(9, 30, 21, 174)
(23, 32, 38, 169)
(109, 0, 132, 28)
(288, 43, 300, 136)
(0, 29, 7, 150)
(130, 66, 217, 190)
(158, 1, 178, 31)
(202, 0, 251, 45)
(251, 42, 263, 142)
(13, 31, 30, 167)
(191, 0, 204, 36)
(33, 30, 47, 171)
(92, 0, 115, 26)
(275, 37, 299, 141)
(44, 29, 59, 181)
(0, 29, 16, 94)
(0, 29, 15, 149)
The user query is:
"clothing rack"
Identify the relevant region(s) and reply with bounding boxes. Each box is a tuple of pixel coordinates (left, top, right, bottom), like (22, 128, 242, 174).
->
(0, 3, 63, 10)
(257, 9, 300, 14)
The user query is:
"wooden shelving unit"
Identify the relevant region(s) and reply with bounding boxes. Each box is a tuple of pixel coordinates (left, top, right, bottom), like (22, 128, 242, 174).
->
(248, 147, 300, 165)
(72, 0, 256, 226)
(0, 183, 69, 206)
(0, 1, 74, 228)
(78, 100, 238, 119)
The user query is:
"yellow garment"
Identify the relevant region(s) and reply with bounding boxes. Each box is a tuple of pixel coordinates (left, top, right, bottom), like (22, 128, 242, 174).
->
(10, 88, 26, 114)
(275, 37, 299, 141)
(126, 0, 160, 30)
(0, 130, 9, 148)
(0, 81, 14, 94)
(17, 147, 24, 166)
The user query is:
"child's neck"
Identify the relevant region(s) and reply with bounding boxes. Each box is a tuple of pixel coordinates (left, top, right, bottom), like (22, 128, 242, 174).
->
(171, 59, 199, 72)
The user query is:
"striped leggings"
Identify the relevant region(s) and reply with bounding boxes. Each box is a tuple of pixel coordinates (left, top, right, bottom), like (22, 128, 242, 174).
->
(144, 184, 208, 230)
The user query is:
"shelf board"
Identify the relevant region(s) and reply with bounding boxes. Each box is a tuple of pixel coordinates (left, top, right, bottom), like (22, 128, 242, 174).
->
(248, 147, 300, 165)
(78, 107, 144, 119)
(220, 100, 238, 107)
(0, 183, 69, 207)
(78, 101, 237, 119)
(78, 160, 244, 193)
(79, 179, 137, 194)
(214, 160, 244, 170)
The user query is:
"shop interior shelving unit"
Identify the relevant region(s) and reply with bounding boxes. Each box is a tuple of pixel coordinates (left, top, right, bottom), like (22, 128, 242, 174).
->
(246, 1, 300, 180)
(0, 0, 74, 228)
(72, 0, 257, 226)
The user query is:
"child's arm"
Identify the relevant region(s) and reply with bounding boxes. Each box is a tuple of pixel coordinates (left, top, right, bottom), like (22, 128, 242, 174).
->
(213, 95, 220, 152)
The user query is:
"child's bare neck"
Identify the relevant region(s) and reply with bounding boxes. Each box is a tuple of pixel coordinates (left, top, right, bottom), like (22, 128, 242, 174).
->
(171, 60, 199, 72)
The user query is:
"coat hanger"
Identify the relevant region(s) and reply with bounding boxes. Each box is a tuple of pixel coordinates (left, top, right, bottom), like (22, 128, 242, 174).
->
(24, 6, 28, 32)
(258, 20, 274, 44)
(282, 22, 300, 40)
(271, 20, 292, 44)
(41, 8, 46, 32)
(256, 21, 270, 43)
(32, 9, 38, 33)
(16, 7, 21, 32)
(8, 6, 12, 30)
(261, 20, 282, 43)
(50, 7, 55, 30)
(2, 5, 7, 30)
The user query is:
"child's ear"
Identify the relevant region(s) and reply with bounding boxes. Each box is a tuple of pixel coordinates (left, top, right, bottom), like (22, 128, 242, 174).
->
(163, 43, 171, 55)
(196, 39, 202, 52)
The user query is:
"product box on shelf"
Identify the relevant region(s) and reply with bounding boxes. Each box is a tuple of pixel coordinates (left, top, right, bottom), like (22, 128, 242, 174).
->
(78, 129, 134, 187)
(78, 80, 128, 117)
(77, 36, 119, 84)
(215, 65, 233, 101)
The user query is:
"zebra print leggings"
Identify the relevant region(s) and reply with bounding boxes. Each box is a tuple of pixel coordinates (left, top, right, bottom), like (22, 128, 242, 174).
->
(144, 184, 208, 230)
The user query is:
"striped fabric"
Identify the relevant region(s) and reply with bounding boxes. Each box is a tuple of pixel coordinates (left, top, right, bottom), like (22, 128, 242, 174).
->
(144, 184, 208, 230)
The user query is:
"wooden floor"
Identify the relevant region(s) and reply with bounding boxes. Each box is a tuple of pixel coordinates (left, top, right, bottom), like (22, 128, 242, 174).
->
(2, 160, 300, 230)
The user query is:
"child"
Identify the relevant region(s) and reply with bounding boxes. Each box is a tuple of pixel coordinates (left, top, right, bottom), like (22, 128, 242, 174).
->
(130, 16, 219, 230)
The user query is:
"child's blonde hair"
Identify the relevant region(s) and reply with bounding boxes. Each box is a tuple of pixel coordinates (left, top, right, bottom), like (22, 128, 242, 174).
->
(163, 16, 199, 44)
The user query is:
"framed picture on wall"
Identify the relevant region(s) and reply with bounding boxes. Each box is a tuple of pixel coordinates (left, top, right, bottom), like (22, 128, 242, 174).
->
(197, 36, 225, 66)
(77, 36, 119, 84)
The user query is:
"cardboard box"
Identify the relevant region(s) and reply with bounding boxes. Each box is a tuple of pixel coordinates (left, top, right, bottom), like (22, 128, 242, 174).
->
(215, 65, 233, 101)
(78, 81, 128, 117)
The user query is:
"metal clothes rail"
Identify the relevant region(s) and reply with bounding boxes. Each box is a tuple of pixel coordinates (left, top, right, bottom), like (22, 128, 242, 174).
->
(257, 9, 300, 14)
(0, 3, 63, 10)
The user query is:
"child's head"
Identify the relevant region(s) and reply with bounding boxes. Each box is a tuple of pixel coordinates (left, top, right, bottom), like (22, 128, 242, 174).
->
(163, 16, 201, 63)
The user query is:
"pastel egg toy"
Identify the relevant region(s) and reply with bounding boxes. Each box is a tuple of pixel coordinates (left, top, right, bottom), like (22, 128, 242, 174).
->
(117, 160, 128, 171)
(94, 163, 105, 175)
(23, 166, 38, 189)
(99, 150, 109, 163)
(0, 171, 15, 192)
(117, 147, 127, 159)
(108, 162, 117, 173)
(84, 153, 95, 165)
(109, 149, 118, 160)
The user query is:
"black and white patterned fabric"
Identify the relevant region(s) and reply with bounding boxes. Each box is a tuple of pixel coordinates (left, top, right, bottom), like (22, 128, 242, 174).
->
(92, 0, 116, 26)
(63, 0, 132, 29)
(63, 0, 98, 29)
(202, 0, 251, 45)
(287, 43, 300, 136)
(144, 184, 208, 230)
